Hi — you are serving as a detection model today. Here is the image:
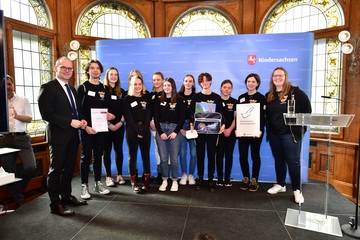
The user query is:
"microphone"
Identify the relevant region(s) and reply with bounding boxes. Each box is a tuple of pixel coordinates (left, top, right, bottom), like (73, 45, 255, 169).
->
(321, 95, 331, 99)
(321, 96, 360, 107)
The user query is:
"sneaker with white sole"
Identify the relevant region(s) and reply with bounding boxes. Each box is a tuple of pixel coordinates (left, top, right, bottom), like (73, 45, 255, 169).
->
(170, 180, 178, 192)
(117, 175, 126, 185)
(94, 181, 110, 195)
(81, 183, 91, 199)
(159, 180, 168, 192)
(179, 174, 187, 185)
(294, 190, 304, 204)
(188, 174, 196, 185)
(267, 184, 286, 194)
(106, 177, 115, 187)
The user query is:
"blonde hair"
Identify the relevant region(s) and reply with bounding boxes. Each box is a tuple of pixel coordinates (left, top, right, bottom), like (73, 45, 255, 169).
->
(128, 75, 147, 96)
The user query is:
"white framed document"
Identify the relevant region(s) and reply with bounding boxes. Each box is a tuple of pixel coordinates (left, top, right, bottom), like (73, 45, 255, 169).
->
(236, 103, 260, 137)
(91, 108, 108, 132)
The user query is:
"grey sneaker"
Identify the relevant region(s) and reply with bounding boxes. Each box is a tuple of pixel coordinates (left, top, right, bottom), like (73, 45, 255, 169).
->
(81, 183, 91, 199)
(94, 181, 110, 195)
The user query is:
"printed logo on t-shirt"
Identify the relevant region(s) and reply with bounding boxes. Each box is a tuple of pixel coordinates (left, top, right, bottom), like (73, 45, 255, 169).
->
(140, 101, 147, 109)
(227, 103, 234, 112)
(169, 103, 177, 110)
(99, 91, 105, 100)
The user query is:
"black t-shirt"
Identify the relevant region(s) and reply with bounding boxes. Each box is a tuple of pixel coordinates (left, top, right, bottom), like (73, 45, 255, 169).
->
(154, 96, 185, 134)
(178, 91, 195, 121)
(123, 93, 152, 135)
(77, 80, 110, 126)
(107, 87, 126, 124)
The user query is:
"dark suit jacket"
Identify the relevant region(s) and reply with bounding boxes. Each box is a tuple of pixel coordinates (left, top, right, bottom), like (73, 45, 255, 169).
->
(38, 79, 83, 144)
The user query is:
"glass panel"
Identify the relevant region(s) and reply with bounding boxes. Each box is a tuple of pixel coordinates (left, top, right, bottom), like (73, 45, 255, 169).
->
(1, 0, 51, 28)
(12, 29, 53, 134)
(170, 7, 236, 37)
(77, 2, 149, 38)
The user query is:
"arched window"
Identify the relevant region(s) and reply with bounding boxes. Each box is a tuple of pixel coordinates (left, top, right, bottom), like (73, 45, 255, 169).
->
(170, 7, 237, 37)
(1, 0, 53, 136)
(261, 0, 345, 133)
(75, 2, 149, 83)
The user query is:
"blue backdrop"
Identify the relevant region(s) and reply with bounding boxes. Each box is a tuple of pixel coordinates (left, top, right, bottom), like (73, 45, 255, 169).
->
(96, 33, 314, 182)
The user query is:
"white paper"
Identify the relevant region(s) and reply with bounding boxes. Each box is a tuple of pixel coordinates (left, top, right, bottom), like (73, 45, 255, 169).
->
(91, 108, 108, 132)
(236, 103, 260, 137)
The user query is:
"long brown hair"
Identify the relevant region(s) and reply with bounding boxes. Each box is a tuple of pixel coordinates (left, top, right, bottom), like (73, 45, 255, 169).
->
(103, 67, 122, 97)
(179, 74, 196, 93)
(160, 77, 178, 104)
(267, 67, 292, 103)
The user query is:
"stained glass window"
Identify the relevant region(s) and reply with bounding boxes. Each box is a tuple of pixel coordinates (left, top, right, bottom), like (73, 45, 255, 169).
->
(170, 7, 236, 37)
(261, 0, 344, 133)
(75, 2, 149, 83)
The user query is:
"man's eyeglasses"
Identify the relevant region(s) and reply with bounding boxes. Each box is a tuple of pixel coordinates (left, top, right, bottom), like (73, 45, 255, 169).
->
(59, 66, 74, 72)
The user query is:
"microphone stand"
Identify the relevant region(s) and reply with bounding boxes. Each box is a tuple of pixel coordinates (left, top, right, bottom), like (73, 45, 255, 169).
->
(322, 96, 360, 238)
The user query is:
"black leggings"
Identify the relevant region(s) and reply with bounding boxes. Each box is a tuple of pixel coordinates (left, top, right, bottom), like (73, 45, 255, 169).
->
(238, 135, 263, 180)
(195, 134, 219, 180)
(125, 125, 151, 176)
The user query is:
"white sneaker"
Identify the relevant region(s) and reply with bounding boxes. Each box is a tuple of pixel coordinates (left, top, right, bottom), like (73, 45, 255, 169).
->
(294, 190, 304, 204)
(170, 180, 178, 192)
(81, 184, 91, 199)
(159, 180, 168, 192)
(116, 175, 126, 185)
(267, 184, 286, 194)
(94, 181, 110, 195)
(179, 174, 187, 185)
(106, 177, 115, 187)
(188, 174, 196, 185)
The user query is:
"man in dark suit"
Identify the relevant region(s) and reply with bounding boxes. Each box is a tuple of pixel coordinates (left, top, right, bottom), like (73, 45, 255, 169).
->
(38, 56, 88, 216)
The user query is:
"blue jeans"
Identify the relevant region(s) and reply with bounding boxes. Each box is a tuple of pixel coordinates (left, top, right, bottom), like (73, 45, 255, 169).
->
(179, 120, 197, 175)
(155, 122, 181, 180)
(267, 131, 302, 191)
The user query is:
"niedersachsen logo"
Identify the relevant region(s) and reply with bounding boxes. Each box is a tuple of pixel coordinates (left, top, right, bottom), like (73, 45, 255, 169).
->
(247, 55, 299, 65)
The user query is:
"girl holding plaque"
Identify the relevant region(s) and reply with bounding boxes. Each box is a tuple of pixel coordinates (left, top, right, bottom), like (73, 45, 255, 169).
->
(237, 73, 266, 192)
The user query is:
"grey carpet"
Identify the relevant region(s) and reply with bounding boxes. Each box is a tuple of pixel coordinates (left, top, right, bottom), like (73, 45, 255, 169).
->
(0, 176, 357, 240)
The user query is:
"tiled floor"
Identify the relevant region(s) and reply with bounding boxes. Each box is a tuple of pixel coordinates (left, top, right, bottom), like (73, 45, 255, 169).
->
(0, 176, 357, 240)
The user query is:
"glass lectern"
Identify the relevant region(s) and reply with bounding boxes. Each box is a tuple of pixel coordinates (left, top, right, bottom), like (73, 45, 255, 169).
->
(283, 113, 355, 237)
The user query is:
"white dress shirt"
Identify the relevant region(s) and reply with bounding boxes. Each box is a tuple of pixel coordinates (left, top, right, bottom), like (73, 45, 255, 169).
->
(8, 93, 32, 133)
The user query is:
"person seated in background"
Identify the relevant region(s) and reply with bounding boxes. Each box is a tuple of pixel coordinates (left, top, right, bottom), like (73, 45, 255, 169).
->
(0, 74, 36, 209)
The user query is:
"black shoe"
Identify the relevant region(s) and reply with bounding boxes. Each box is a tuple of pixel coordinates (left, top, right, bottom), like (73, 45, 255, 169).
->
(195, 178, 203, 190)
(62, 195, 87, 205)
(208, 180, 215, 192)
(224, 179, 232, 187)
(240, 177, 250, 191)
(51, 204, 75, 216)
(248, 178, 259, 192)
(216, 180, 224, 187)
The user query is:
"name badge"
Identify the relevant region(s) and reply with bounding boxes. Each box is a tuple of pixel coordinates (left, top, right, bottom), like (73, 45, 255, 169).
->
(160, 102, 167, 106)
(88, 91, 95, 97)
(240, 97, 245, 103)
(130, 101, 138, 108)
(111, 95, 117, 100)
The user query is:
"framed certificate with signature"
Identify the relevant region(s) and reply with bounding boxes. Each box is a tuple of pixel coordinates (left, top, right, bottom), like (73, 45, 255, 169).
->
(236, 103, 260, 137)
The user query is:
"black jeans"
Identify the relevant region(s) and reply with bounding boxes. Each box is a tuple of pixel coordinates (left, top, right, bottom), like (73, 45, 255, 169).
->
(195, 133, 219, 180)
(125, 125, 151, 176)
